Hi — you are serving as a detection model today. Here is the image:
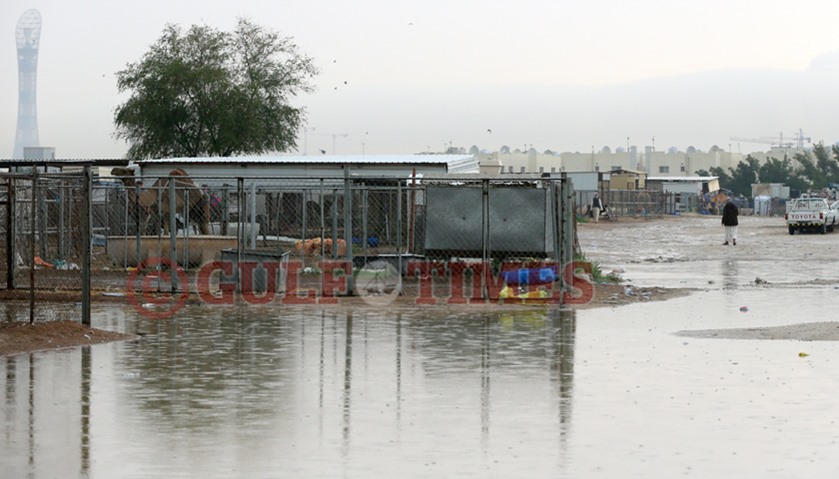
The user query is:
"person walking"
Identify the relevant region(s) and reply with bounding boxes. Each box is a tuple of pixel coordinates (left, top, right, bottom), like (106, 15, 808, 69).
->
(722, 198, 739, 245)
(592, 193, 603, 223)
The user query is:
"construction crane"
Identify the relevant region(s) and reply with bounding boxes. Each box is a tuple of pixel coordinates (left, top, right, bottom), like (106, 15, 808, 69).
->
(730, 129, 812, 150)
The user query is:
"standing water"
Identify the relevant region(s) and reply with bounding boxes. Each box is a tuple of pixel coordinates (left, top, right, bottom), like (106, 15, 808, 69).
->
(2, 291, 839, 477)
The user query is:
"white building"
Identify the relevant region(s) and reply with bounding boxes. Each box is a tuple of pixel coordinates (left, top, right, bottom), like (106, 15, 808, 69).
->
(136, 154, 479, 179)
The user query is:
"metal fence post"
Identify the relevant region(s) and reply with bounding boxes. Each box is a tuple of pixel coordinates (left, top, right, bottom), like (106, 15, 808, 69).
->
(29, 170, 37, 324)
(183, 189, 190, 269)
(331, 189, 339, 260)
(320, 179, 326, 256)
(396, 180, 402, 277)
(549, 179, 562, 305)
(569, 185, 576, 260)
(81, 166, 92, 326)
(38, 177, 47, 260)
(481, 179, 490, 300)
(6, 178, 15, 290)
(563, 177, 576, 265)
(168, 178, 179, 292)
(236, 178, 244, 295)
(59, 183, 65, 260)
(249, 182, 257, 249)
(301, 188, 308, 256)
(343, 168, 354, 296)
(134, 184, 141, 266)
(361, 183, 368, 263)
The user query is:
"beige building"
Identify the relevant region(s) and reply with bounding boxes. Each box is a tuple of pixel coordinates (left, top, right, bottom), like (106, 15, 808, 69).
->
(479, 145, 752, 177)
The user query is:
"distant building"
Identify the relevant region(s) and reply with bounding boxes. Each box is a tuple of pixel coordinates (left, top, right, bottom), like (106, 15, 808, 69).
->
(478, 145, 744, 177)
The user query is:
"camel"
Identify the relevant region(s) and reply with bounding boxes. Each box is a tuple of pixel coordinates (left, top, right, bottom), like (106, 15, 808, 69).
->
(708, 191, 729, 214)
(111, 167, 211, 235)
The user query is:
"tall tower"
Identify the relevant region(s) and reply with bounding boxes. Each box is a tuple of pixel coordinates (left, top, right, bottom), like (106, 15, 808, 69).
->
(13, 9, 42, 159)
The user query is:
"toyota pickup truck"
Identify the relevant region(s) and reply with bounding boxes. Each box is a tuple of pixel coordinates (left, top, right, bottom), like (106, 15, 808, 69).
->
(785, 197, 839, 235)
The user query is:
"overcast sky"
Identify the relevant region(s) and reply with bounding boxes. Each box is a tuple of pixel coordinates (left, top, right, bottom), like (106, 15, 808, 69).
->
(3, 0, 839, 159)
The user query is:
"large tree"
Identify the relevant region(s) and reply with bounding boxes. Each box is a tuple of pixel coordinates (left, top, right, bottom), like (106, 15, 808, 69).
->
(794, 146, 830, 189)
(758, 156, 809, 192)
(721, 155, 760, 196)
(114, 19, 318, 159)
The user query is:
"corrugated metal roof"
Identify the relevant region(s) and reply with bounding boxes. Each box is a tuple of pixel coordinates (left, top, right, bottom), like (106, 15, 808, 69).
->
(138, 154, 473, 166)
(648, 176, 719, 182)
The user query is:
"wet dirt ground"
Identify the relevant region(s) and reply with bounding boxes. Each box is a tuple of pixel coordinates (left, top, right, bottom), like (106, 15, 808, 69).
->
(578, 213, 839, 340)
(579, 212, 839, 267)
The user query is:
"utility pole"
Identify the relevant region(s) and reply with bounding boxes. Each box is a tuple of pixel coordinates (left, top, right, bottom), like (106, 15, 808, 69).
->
(332, 133, 349, 154)
(303, 126, 316, 155)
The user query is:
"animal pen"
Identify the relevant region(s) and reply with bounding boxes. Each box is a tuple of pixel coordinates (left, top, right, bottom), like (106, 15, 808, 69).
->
(0, 164, 578, 321)
(576, 189, 684, 218)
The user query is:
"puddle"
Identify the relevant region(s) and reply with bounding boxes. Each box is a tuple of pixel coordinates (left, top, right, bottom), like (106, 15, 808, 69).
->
(2, 289, 838, 477)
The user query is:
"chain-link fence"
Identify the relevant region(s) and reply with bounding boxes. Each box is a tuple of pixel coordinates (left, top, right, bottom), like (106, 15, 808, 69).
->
(578, 189, 683, 218)
(2, 170, 578, 305)
(1, 171, 89, 291)
(0, 166, 97, 325)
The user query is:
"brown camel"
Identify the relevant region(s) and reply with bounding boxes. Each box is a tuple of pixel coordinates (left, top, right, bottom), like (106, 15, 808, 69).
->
(111, 167, 211, 235)
(710, 191, 729, 214)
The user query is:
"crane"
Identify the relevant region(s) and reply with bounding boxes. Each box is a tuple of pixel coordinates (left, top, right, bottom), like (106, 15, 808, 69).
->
(730, 129, 812, 150)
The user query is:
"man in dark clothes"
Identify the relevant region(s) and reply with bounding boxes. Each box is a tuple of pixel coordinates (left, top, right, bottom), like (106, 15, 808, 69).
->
(722, 199, 739, 245)
(591, 193, 604, 223)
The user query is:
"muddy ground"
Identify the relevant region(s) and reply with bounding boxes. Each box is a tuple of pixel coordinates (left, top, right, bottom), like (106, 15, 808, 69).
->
(578, 212, 839, 340)
(0, 320, 136, 357)
(577, 211, 839, 265)
(4, 211, 835, 356)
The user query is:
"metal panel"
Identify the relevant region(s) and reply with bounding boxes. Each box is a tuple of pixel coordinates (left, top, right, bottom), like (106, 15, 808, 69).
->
(564, 172, 598, 191)
(424, 186, 550, 256)
(424, 186, 482, 251)
(488, 188, 546, 252)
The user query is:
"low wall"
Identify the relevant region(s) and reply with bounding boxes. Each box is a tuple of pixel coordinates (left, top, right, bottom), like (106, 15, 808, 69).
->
(106, 236, 238, 267)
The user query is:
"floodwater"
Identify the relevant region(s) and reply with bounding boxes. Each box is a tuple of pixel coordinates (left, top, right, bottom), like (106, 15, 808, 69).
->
(3, 215, 839, 478)
(4, 296, 839, 478)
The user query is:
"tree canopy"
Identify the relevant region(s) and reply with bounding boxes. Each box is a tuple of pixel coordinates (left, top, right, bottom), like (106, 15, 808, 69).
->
(114, 19, 318, 159)
(701, 144, 839, 196)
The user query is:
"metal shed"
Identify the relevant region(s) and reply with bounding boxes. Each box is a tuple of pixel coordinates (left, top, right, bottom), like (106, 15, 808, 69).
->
(135, 154, 479, 180)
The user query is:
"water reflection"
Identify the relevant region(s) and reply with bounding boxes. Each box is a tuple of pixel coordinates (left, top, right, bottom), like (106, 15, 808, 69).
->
(342, 312, 353, 457)
(550, 309, 576, 450)
(7, 293, 839, 477)
(80, 346, 91, 476)
(0, 348, 92, 478)
(722, 259, 739, 290)
(1, 304, 578, 477)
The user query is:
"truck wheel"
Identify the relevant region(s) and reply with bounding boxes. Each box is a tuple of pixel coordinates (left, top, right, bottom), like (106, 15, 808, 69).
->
(822, 223, 828, 234)
(788, 226, 795, 235)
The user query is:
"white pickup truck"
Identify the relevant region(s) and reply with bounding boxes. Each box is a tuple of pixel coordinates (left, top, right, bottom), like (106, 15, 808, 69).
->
(785, 197, 839, 235)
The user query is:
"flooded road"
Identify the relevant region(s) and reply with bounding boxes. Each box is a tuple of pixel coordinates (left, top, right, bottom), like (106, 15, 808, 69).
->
(3, 215, 839, 477)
